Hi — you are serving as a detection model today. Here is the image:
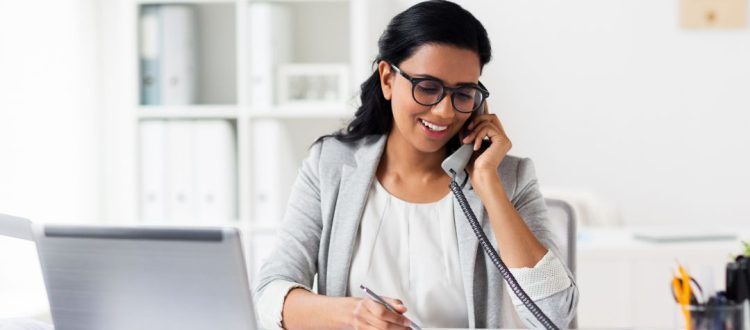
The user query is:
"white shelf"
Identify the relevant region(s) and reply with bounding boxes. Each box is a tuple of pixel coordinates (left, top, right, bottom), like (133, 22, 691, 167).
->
(250, 104, 353, 119)
(250, 0, 348, 3)
(137, 0, 235, 4)
(138, 105, 239, 119)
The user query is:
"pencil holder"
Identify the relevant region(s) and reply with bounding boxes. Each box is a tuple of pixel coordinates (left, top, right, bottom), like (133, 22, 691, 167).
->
(678, 303, 744, 330)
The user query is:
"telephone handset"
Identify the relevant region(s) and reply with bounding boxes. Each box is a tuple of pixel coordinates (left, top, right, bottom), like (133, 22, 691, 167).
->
(441, 141, 488, 180)
(441, 140, 560, 330)
(441, 117, 492, 182)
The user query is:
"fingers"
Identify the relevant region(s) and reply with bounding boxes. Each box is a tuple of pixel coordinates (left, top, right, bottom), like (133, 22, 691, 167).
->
(364, 299, 411, 328)
(462, 121, 496, 147)
(381, 297, 407, 314)
(360, 311, 409, 330)
(473, 124, 495, 151)
(352, 298, 410, 330)
(464, 121, 513, 152)
(464, 113, 509, 146)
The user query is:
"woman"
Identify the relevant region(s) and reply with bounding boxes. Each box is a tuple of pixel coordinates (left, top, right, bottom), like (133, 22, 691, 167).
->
(255, 1, 578, 329)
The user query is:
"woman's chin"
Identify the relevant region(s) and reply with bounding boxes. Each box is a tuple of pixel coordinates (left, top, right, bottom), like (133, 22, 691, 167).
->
(413, 136, 452, 154)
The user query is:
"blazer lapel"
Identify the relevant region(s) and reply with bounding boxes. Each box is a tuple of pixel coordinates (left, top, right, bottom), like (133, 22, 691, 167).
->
(453, 172, 486, 328)
(326, 135, 387, 296)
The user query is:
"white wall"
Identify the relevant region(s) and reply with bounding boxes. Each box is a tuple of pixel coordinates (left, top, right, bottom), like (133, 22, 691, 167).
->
(1, 0, 746, 227)
(0, 0, 101, 223)
(393, 0, 750, 226)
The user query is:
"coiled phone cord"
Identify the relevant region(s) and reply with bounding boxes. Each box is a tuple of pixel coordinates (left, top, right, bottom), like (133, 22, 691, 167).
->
(448, 176, 559, 330)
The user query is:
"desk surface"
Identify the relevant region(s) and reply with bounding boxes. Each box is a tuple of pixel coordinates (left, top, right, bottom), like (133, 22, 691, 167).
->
(4, 226, 748, 329)
(576, 225, 749, 329)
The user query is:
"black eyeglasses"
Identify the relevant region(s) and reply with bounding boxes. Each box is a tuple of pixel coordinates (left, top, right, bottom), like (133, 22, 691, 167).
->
(390, 63, 489, 113)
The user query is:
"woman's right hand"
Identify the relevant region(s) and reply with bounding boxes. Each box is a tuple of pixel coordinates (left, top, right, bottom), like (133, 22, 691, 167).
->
(350, 296, 412, 330)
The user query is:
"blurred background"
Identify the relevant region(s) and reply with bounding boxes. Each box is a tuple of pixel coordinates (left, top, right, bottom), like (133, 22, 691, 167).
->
(1, 0, 749, 328)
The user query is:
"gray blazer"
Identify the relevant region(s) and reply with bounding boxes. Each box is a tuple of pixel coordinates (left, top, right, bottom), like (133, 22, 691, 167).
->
(255, 134, 578, 329)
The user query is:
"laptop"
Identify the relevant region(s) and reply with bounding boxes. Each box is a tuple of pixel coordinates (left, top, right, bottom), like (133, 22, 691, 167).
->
(31, 223, 258, 330)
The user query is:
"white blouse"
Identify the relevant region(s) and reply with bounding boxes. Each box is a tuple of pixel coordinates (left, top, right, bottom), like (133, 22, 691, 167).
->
(346, 179, 468, 328)
(256, 179, 572, 329)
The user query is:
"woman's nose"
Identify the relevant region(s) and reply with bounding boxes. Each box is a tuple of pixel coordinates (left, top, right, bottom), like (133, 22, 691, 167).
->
(432, 94, 455, 119)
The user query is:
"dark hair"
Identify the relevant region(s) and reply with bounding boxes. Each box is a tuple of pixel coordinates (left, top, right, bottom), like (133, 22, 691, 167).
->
(315, 0, 492, 152)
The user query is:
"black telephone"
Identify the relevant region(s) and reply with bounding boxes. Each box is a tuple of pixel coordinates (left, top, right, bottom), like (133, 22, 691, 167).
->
(441, 141, 560, 330)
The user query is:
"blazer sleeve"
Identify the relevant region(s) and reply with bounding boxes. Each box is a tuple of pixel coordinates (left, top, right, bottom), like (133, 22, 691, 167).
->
(507, 158, 579, 329)
(254, 141, 324, 300)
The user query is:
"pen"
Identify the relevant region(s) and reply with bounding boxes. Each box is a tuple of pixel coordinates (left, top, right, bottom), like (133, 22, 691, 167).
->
(359, 284, 422, 330)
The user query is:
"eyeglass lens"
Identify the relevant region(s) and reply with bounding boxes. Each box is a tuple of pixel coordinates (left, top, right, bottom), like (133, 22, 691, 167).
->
(413, 79, 483, 113)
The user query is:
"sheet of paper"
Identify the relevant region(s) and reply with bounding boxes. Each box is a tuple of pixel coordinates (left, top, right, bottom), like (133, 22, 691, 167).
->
(0, 318, 54, 330)
(0, 213, 33, 241)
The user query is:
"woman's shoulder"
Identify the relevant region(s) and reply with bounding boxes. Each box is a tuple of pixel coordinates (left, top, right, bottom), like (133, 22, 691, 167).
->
(311, 134, 385, 161)
(313, 133, 380, 147)
(498, 154, 527, 173)
(497, 155, 539, 194)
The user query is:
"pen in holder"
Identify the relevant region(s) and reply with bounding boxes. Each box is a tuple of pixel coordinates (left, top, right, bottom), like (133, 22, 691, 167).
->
(725, 254, 750, 330)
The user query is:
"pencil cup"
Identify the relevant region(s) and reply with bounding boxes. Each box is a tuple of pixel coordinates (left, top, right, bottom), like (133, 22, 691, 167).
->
(678, 303, 744, 330)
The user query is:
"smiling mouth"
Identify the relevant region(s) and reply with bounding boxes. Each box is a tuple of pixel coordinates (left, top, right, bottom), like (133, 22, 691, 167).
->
(418, 118, 449, 132)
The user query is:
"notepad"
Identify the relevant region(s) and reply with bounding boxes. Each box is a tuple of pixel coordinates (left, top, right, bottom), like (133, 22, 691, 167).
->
(0, 318, 54, 330)
(633, 228, 737, 243)
(0, 213, 33, 241)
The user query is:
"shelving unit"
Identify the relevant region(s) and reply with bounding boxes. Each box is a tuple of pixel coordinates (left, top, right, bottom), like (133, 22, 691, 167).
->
(101, 0, 389, 277)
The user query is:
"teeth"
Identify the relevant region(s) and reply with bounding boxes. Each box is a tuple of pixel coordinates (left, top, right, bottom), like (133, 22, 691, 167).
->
(419, 119, 447, 131)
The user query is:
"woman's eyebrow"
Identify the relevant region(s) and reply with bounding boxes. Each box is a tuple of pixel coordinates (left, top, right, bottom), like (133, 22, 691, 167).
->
(412, 73, 479, 86)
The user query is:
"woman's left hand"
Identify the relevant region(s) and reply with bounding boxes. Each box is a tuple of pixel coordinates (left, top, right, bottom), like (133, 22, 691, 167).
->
(460, 101, 512, 178)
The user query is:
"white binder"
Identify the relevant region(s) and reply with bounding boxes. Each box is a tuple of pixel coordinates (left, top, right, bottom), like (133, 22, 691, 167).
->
(159, 5, 197, 105)
(194, 120, 237, 223)
(165, 120, 195, 222)
(249, 3, 291, 109)
(252, 121, 299, 227)
(139, 120, 168, 223)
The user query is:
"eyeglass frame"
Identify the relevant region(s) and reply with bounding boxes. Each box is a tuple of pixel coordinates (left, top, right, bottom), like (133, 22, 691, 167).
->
(389, 63, 490, 114)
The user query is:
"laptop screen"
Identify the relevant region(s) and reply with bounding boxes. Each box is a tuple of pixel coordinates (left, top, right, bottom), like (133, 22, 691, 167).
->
(34, 225, 257, 330)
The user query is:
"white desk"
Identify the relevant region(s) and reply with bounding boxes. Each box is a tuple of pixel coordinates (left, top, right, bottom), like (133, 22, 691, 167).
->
(4, 226, 748, 329)
(576, 226, 749, 329)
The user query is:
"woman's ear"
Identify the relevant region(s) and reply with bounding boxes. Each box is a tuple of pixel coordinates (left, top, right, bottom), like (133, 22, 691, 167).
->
(378, 61, 394, 101)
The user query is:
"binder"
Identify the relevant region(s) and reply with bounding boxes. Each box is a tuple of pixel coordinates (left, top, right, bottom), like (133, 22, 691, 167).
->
(139, 5, 161, 105)
(165, 120, 195, 222)
(252, 121, 284, 226)
(249, 3, 291, 109)
(194, 120, 237, 223)
(252, 121, 298, 227)
(139, 120, 168, 223)
(139, 5, 197, 105)
(159, 5, 197, 105)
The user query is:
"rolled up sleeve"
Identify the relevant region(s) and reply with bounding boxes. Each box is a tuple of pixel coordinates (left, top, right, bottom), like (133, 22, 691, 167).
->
(506, 250, 572, 306)
(256, 280, 312, 330)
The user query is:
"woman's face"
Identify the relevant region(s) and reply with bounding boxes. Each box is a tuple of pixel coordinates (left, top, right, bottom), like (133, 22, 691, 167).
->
(380, 44, 482, 153)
